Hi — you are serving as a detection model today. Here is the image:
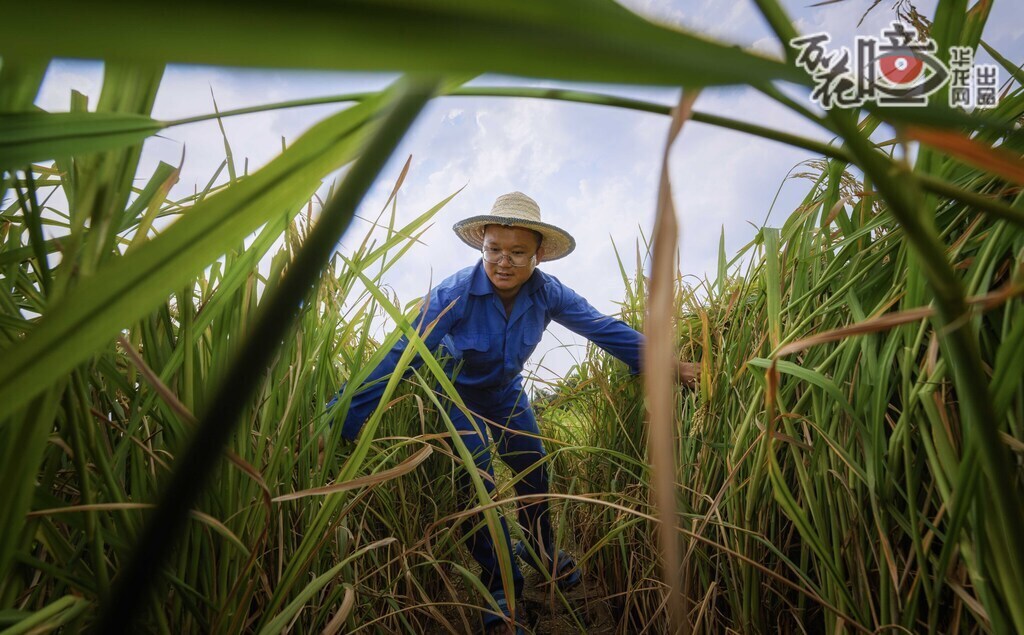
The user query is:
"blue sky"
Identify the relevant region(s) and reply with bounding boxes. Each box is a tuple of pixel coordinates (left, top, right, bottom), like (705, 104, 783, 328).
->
(33, 0, 1023, 386)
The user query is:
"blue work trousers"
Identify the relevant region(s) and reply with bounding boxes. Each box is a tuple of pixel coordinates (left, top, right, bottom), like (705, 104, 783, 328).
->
(448, 382, 553, 596)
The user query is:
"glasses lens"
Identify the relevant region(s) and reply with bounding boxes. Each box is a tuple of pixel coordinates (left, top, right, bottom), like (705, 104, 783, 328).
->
(482, 249, 530, 267)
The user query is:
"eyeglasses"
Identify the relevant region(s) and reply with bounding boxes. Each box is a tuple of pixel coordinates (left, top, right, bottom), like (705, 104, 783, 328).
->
(481, 248, 537, 268)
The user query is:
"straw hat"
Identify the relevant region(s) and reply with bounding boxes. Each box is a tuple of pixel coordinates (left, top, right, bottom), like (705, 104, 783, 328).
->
(452, 192, 576, 261)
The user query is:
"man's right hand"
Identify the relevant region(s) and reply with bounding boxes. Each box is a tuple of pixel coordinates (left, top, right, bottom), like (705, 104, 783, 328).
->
(676, 360, 701, 390)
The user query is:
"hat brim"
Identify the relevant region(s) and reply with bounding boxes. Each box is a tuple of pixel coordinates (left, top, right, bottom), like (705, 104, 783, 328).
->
(452, 215, 576, 261)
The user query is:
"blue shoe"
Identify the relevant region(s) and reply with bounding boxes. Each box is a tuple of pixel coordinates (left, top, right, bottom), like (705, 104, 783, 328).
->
(513, 541, 582, 592)
(481, 588, 527, 635)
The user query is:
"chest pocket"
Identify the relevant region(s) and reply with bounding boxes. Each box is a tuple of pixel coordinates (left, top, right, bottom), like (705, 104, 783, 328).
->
(519, 317, 545, 364)
(452, 332, 491, 368)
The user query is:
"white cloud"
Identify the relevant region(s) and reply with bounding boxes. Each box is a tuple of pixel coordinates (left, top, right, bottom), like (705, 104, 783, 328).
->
(35, 59, 104, 112)
(30, 0, 1021, 388)
(618, 0, 769, 46)
(29, 61, 831, 384)
(443, 108, 465, 123)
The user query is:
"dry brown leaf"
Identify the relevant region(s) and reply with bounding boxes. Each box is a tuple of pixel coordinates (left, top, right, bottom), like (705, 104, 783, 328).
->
(272, 445, 433, 502)
(644, 87, 700, 635)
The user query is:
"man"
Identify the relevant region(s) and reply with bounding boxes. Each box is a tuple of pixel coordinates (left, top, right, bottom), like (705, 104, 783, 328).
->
(336, 192, 699, 634)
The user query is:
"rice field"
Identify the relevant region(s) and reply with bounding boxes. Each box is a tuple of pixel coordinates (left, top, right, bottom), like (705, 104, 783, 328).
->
(2, 1, 1023, 633)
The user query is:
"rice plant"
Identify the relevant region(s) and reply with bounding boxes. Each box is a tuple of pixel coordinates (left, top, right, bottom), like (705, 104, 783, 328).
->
(1, 0, 1022, 633)
(550, 148, 1024, 631)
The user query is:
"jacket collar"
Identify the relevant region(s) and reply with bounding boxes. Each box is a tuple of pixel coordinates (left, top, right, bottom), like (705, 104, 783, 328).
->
(468, 260, 493, 296)
(468, 259, 544, 297)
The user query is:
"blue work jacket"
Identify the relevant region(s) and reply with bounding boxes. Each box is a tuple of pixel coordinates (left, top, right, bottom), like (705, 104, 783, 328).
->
(339, 260, 644, 440)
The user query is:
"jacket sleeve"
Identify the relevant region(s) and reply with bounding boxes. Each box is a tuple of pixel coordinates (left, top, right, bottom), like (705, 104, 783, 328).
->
(337, 286, 457, 440)
(549, 282, 644, 375)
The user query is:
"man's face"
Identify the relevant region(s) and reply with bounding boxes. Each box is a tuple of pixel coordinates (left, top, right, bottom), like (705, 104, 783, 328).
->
(481, 225, 544, 298)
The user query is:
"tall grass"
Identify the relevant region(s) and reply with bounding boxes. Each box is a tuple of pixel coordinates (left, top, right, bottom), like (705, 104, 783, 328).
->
(1, 0, 1022, 632)
(0, 139, 471, 633)
(549, 148, 1024, 631)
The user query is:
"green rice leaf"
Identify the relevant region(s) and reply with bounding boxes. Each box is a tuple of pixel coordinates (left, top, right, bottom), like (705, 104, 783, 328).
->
(0, 112, 163, 171)
(3, 0, 801, 88)
(0, 93, 386, 422)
